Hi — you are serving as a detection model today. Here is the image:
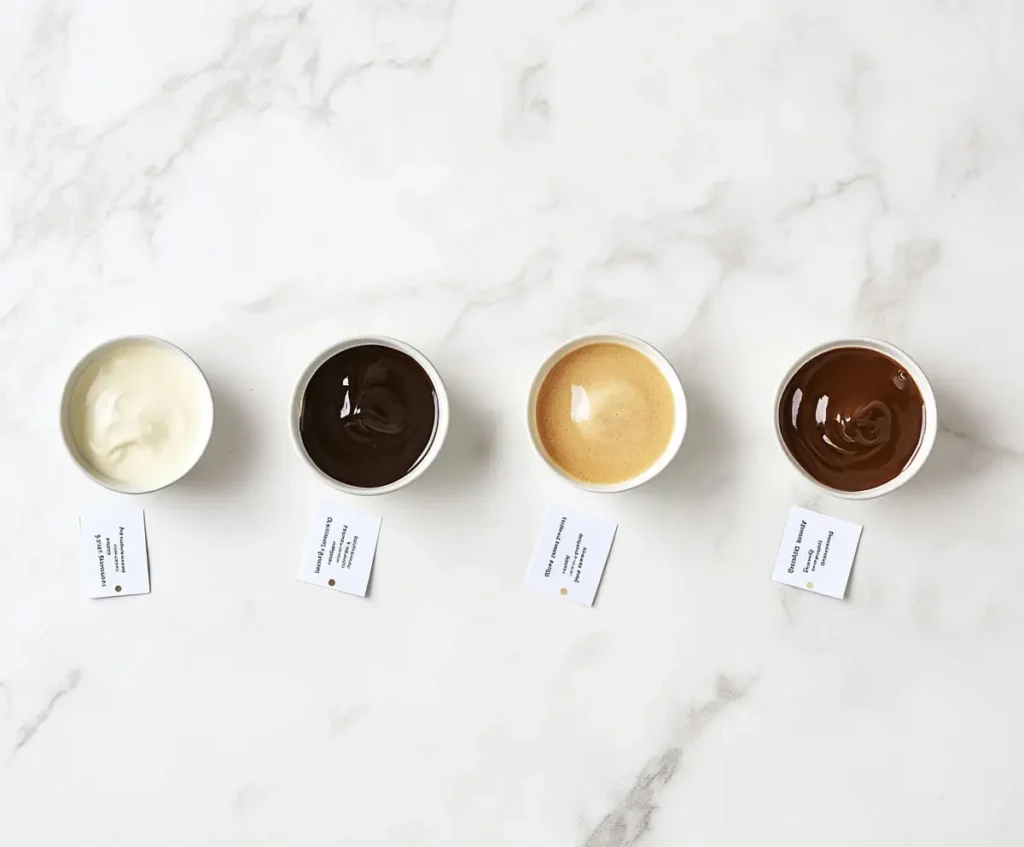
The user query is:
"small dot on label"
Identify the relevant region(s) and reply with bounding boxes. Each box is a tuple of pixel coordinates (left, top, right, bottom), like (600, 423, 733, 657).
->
(560, 588, 568, 596)
(806, 582, 813, 590)
(328, 579, 336, 587)
(114, 585, 122, 593)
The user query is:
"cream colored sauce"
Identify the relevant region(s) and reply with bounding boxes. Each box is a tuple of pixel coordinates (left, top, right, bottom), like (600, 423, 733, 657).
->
(70, 340, 210, 488)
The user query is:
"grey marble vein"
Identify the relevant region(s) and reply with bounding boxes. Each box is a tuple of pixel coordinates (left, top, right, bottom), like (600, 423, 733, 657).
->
(572, 0, 597, 18)
(518, 62, 551, 123)
(238, 280, 308, 315)
(2, 0, 460, 260)
(939, 423, 1023, 462)
(856, 238, 942, 321)
(779, 173, 883, 224)
(10, 669, 81, 756)
(3, 3, 315, 258)
(583, 675, 753, 847)
(312, 0, 456, 118)
(444, 249, 558, 341)
(0, 299, 30, 333)
(327, 703, 366, 736)
(312, 53, 442, 122)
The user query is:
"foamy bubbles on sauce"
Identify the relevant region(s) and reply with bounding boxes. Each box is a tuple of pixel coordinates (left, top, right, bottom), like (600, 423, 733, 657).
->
(569, 379, 649, 444)
(536, 343, 674, 485)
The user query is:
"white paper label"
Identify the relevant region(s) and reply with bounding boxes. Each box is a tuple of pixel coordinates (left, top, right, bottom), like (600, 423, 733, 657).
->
(772, 506, 863, 599)
(298, 501, 381, 597)
(524, 505, 617, 606)
(79, 509, 150, 598)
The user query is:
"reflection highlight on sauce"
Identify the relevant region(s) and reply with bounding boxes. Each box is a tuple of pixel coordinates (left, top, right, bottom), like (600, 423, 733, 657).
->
(778, 347, 925, 491)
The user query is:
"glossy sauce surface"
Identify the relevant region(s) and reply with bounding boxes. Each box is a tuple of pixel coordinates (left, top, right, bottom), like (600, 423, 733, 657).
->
(299, 344, 438, 488)
(70, 339, 209, 487)
(535, 342, 675, 485)
(778, 347, 925, 491)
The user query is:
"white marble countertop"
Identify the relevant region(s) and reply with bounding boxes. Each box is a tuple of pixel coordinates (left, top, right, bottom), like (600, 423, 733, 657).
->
(2, 1, 1024, 844)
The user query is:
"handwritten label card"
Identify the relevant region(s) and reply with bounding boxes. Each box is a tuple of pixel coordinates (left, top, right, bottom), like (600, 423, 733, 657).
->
(79, 509, 150, 598)
(298, 501, 381, 597)
(772, 506, 863, 599)
(524, 505, 617, 606)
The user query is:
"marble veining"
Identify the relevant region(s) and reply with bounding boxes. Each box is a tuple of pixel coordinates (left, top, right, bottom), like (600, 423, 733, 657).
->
(10, 669, 81, 757)
(585, 676, 753, 847)
(2, 0, 1024, 845)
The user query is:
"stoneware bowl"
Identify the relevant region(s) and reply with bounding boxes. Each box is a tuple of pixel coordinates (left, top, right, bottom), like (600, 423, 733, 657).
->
(290, 336, 450, 495)
(59, 335, 215, 494)
(526, 333, 688, 493)
(774, 337, 938, 500)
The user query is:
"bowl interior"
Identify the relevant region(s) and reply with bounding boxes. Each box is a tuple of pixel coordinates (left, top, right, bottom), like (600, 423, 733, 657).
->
(290, 336, 450, 495)
(526, 334, 688, 493)
(60, 336, 215, 495)
(773, 337, 938, 500)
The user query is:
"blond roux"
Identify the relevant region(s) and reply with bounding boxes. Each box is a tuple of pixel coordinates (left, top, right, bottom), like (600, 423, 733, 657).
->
(536, 342, 674, 485)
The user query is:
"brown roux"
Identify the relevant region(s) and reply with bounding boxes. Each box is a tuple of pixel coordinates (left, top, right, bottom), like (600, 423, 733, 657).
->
(778, 347, 925, 491)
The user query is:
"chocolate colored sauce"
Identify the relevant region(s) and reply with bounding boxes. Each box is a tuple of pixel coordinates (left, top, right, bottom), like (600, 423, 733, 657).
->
(778, 347, 925, 491)
(299, 344, 438, 488)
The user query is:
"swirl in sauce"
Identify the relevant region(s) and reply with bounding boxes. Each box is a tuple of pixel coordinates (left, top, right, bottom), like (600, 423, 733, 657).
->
(299, 344, 438, 488)
(69, 339, 209, 488)
(778, 347, 925, 491)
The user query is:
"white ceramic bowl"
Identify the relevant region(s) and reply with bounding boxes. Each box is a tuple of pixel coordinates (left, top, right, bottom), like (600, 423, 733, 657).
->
(774, 337, 938, 500)
(290, 336, 450, 495)
(59, 335, 215, 494)
(526, 333, 688, 493)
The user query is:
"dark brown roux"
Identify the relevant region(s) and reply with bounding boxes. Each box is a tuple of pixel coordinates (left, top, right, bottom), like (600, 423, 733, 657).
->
(299, 344, 438, 488)
(778, 347, 925, 491)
